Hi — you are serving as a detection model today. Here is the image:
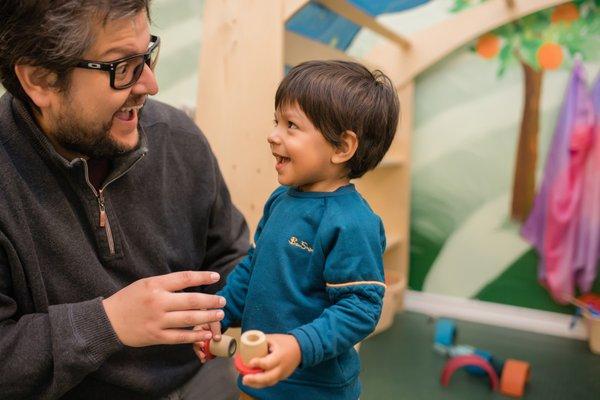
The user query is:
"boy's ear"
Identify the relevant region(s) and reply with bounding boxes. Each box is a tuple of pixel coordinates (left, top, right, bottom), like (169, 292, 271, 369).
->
(14, 64, 58, 109)
(331, 130, 358, 165)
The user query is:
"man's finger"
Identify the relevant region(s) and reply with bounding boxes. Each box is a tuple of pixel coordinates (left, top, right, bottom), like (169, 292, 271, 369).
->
(166, 292, 226, 311)
(162, 310, 224, 329)
(153, 271, 220, 292)
(209, 321, 222, 340)
(161, 328, 213, 345)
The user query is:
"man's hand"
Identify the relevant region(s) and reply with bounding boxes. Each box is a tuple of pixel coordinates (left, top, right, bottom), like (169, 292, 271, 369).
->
(242, 334, 301, 389)
(102, 271, 226, 347)
(192, 321, 222, 363)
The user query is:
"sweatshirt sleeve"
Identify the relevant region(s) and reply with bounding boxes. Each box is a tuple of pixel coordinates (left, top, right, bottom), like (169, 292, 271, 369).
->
(217, 186, 287, 331)
(289, 215, 386, 368)
(0, 233, 123, 399)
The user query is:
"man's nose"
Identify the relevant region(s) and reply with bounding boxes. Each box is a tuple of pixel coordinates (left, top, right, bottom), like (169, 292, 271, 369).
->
(132, 64, 159, 96)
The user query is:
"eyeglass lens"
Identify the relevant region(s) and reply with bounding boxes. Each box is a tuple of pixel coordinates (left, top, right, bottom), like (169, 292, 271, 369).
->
(114, 42, 159, 89)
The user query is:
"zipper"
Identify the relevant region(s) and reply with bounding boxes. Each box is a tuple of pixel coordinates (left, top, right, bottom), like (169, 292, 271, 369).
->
(80, 154, 146, 256)
(97, 189, 115, 255)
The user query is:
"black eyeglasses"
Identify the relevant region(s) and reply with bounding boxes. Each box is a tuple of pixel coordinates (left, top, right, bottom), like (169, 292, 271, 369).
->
(75, 35, 160, 90)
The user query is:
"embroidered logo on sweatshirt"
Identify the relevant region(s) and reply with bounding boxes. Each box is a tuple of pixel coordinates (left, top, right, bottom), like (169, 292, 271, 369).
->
(288, 236, 313, 253)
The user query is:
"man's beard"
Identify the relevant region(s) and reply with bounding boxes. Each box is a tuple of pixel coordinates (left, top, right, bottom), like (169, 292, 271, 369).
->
(51, 100, 144, 159)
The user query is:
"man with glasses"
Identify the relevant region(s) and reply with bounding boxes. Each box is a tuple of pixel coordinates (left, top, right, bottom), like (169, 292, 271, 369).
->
(0, 1, 247, 399)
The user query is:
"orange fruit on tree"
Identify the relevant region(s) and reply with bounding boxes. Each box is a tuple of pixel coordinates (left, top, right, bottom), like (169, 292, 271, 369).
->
(537, 42, 563, 70)
(551, 3, 579, 24)
(476, 34, 501, 59)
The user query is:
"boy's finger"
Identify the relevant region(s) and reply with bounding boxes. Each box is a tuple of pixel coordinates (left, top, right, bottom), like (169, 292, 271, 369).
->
(242, 368, 281, 389)
(249, 353, 279, 371)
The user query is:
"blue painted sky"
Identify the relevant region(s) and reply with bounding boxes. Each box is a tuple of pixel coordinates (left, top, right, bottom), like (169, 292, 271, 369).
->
(286, 0, 430, 50)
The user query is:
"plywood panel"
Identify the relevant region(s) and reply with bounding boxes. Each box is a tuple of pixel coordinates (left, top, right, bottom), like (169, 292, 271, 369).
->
(196, 0, 285, 232)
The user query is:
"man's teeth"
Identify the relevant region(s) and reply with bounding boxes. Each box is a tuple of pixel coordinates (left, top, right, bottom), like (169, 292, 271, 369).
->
(120, 105, 143, 112)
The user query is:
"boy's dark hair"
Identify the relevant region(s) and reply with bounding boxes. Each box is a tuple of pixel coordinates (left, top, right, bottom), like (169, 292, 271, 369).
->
(0, 0, 151, 108)
(275, 60, 400, 179)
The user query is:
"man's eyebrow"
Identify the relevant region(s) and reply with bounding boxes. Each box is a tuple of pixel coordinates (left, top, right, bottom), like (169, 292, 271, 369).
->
(97, 46, 139, 60)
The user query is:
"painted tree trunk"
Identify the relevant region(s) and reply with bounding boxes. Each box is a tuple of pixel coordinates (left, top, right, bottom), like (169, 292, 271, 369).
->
(511, 61, 543, 222)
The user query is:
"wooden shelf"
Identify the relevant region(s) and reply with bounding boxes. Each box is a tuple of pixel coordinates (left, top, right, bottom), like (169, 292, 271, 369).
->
(378, 156, 405, 169)
(385, 233, 403, 251)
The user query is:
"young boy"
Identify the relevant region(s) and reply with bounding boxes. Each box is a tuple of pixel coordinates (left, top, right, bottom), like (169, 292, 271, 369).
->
(197, 60, 400, 399)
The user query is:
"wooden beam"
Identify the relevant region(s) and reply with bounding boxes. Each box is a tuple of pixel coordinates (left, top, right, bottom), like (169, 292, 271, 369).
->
(195, 0, 285, 232)
(316, 0, 411, 49)
(364, 0, 571, 87)
(285, 31, 354, 65)
(285, 30, 382, 72)
(284, 0, 310, 21)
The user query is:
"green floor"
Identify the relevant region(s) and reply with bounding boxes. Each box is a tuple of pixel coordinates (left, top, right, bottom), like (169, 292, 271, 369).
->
(360, 312, 599, 399)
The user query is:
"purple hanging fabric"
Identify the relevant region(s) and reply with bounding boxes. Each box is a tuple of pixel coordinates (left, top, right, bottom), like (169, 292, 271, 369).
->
(521, 61, 596, 304)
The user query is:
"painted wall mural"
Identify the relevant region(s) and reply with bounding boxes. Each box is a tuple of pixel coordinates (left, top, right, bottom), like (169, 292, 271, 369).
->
(407, 0, 600, 313)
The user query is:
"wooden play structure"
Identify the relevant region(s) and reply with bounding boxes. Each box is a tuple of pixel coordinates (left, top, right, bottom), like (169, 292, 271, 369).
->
(195, 0, 575, 334)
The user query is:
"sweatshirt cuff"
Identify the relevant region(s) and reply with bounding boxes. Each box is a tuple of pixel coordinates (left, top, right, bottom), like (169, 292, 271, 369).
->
(289, 326, 322, 368)
(68, 297, 123, 365)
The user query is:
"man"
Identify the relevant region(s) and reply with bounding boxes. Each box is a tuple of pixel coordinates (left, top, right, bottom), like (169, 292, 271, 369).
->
(0, 1, 249, 399)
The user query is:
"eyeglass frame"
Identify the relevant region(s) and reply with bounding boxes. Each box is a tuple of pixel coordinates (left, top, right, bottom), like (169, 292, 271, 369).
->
(75, 34, 160, 90)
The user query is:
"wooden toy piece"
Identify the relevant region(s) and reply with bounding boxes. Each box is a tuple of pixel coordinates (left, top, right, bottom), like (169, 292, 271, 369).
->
(490, 356, 506, 377)
(434, 318, 456, 347)
(465, 349, 493, 376)
(234, 330, 268, 375)
(499, 359, 530, 398)
(447, 344, 475, 358)
(201, 334, 237, 360)
(440, 354, 499, 391)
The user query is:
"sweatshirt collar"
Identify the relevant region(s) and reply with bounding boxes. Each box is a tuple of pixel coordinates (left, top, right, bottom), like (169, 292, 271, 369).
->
(287, 184, 356, 198)
(11, 96, 148, 179)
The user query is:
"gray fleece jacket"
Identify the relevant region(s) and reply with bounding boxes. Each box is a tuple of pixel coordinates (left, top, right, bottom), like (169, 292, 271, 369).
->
(0, 93, 249, 399)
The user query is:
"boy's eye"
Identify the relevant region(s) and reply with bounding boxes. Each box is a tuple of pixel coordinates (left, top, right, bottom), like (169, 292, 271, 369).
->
(288, 121, 298, 129)
(273, 119, 278, 127)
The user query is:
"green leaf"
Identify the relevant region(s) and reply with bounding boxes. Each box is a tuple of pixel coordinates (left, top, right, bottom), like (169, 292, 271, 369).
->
(497, 42, 516, 78)
(519, 38, 544, 70)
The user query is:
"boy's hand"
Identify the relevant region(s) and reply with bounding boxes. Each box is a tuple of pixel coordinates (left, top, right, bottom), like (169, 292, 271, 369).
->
(242, 334, 301, 389)
(193, 321, 222, 363)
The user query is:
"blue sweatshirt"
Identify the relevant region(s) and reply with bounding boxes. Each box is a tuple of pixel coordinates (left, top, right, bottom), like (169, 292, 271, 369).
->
(219, 185, 386, 399)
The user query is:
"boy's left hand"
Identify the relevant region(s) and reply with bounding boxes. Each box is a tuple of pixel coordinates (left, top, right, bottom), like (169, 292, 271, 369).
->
(242, 334, 301, 389)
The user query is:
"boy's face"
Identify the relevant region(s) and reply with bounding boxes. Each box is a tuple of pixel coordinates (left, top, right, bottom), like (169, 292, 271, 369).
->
(268, 103, 347, 192)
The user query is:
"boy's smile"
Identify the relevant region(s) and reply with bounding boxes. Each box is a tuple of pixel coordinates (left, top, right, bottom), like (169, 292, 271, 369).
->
(273, 153, 291, 172)
(268, 103, 348, 192)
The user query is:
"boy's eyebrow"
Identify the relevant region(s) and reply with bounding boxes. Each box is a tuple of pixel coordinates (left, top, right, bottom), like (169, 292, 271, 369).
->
(282, 109, 302, 121)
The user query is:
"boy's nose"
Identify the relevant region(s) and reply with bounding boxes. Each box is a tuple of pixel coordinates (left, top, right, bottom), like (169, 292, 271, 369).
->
(267, 130, 281, 144)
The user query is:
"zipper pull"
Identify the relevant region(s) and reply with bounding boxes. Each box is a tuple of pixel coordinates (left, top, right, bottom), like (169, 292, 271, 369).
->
(98, 189, 106, 227)
(100, 209, 107, 227)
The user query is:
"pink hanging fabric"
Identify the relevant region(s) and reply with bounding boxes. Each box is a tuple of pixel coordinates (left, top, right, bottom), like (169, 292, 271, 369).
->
(575, 75, 600, 293)
(522, 62, 598, 304)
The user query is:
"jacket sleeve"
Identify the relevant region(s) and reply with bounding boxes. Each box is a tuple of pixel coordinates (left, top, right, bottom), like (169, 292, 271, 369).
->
(289, 218, 386, 368)
(200, 150, 250, 295)
(0, 232, 123, 399)
(217, 186, 286, 331)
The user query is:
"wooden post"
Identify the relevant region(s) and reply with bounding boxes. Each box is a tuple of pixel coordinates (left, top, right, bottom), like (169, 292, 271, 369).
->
(196, 0, 286, 232)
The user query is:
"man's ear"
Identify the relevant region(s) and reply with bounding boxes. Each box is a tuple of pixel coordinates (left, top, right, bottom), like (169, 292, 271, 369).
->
(13, 64, 58, 109)
(331, 130, 358, 165)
